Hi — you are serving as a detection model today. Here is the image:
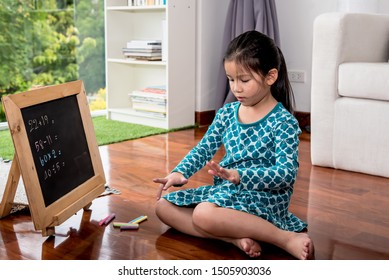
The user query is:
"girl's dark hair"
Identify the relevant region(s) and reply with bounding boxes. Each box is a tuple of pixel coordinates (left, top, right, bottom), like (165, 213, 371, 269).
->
(224, 30, 295, 114)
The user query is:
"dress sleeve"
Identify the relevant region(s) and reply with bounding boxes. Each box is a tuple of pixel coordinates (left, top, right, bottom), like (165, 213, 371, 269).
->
(236, 120, 301, 191)
(171, 108, 226, 179)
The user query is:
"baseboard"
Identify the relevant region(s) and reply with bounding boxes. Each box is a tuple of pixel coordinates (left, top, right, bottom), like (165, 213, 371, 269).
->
(295, 111, 310, 132)
(195, 110, 310, 132)
(195, 110, 215, 127)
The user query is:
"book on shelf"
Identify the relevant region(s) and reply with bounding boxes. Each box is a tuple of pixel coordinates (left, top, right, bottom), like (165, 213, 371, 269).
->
(132, 100, 166, 113)
(139, 85, 166, 94)
(122, 47, 161, 53)
(128, 0, 166, 7)
(130, 85, 166, 99)
(131, 100, 167, 118)
(124, 40, 163, 61)
(123, 51, 162, 57)
(131, 95, 167, 103)
(129, 85, 167, 118)
(130, 91, 166, 99)
(125, 56, 162, 61)
(126, 40, 162, 48)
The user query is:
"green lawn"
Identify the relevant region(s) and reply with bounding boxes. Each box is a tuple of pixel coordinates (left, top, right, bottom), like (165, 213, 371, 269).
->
(0, 116, 174, 160)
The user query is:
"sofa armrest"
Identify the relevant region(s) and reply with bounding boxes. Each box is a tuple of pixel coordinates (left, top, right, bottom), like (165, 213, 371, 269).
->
(311, 13, 389, 166)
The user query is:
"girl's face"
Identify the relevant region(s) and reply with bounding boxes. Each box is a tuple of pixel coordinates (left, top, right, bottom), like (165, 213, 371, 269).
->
(224, 60, 276, 107)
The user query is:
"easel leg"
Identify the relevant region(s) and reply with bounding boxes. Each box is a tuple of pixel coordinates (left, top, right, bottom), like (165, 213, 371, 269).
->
(42, 227, 55, 237)
(83, 202, 92, 210)
(0, 156, 21, 218)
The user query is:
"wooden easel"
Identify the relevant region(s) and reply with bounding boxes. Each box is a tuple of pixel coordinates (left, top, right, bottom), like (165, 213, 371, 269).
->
(1, 81, 105, 237)
(0, 155, 93, 236)
(0, 155, 56, 235)
(0, 156, 21, 219)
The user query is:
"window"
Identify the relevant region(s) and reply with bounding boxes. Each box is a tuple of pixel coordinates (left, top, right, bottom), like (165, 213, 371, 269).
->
(0, 0, 106, 122)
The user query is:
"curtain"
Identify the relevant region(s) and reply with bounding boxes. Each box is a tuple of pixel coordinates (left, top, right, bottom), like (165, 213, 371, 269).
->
(215, 0, 280, 109)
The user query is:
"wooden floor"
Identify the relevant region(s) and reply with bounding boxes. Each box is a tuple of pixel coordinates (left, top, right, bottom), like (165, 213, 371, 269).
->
(1, 127, 389, 260)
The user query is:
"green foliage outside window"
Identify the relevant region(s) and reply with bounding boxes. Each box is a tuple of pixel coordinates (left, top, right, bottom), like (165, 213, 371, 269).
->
(0, 0, 105, 122)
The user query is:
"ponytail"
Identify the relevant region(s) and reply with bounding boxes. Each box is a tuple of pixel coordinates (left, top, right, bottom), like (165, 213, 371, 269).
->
(272, 47, 295, 114)
(224, 31, 296, 114)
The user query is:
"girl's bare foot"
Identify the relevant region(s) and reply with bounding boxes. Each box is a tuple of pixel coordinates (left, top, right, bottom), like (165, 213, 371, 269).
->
(284, 232, 315, 260)
(230, 238, 262, 258)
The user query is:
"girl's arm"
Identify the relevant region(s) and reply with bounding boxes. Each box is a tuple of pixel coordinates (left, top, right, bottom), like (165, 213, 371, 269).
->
(206, 161, 240, 185)
(153, 172, 188, 200)
(236, 121, 300, 191)
(171, 108, 226, 179)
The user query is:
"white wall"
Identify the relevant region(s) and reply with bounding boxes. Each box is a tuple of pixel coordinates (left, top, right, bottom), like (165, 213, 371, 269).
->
(276, 0, 389, 112)
(275, 0, 337, 112)
(196, 0, 389, 113)
(195, 0, 229, 112)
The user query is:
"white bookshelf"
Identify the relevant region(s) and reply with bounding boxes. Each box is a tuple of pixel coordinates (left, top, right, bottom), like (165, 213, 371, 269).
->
(104, 0, 195, 129)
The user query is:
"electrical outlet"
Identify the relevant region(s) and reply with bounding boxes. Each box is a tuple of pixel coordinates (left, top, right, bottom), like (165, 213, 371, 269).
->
(288, 71, 305, 83)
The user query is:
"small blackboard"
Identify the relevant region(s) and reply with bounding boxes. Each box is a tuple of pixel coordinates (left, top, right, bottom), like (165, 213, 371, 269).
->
(21, 95, 95, 206)
(1, 80, 105, 236)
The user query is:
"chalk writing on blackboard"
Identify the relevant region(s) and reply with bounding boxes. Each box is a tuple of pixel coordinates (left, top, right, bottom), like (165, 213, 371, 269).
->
(21, 95, 95, 207)
(27, 114, 53, 132)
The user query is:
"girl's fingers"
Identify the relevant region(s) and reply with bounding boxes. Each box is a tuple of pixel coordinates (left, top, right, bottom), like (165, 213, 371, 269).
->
(208, 161, 220, 173)
(154, 178, 169, 200)
(153, 177, 168, 184)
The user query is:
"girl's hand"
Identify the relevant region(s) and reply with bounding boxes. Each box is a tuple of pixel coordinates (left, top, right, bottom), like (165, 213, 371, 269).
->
(153, 172, 188, 200)
(206, 161, 240, 185)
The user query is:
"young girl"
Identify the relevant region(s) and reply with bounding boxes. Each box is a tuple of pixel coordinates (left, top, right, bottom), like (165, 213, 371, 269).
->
(153, 30, 314, 260)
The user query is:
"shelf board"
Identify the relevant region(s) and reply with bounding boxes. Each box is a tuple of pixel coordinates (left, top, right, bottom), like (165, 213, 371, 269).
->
(107, 6, 166, 12)
(107, 58, 166, 66)
(108, 108, 166, 119)
(107, 108, 168, 129)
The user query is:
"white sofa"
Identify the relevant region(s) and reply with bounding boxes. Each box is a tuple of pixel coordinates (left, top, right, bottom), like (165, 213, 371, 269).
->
(310, 13, 389, 178)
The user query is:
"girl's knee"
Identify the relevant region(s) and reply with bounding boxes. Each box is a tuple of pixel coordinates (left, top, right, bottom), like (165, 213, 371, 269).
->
(192, 202, 216, 231)
(155, 198, 170, 220)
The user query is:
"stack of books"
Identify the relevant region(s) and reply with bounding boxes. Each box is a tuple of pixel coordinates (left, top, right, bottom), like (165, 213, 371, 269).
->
(122, 40, 162, 61)
(129, 85, 167, 118)
(128, 0, 166, 6)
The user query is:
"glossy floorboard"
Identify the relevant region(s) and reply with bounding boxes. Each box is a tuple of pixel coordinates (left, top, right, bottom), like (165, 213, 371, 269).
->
(1, 127, 389, 260)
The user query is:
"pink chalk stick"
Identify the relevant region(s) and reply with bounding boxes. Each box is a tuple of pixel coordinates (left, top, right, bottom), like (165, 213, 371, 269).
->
(99, 213, 115, 226)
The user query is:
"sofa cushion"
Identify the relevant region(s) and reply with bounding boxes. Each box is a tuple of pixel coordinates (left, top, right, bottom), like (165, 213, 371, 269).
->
(333, 97, 389, 178)
(338, 62, 389, 101)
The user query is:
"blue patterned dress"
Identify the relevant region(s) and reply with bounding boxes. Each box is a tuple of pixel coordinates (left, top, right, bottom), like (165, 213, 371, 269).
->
(163, 102, 307, 232)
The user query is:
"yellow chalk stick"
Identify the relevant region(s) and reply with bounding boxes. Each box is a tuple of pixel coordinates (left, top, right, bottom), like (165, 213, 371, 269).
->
(129, 215, 148, 224)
